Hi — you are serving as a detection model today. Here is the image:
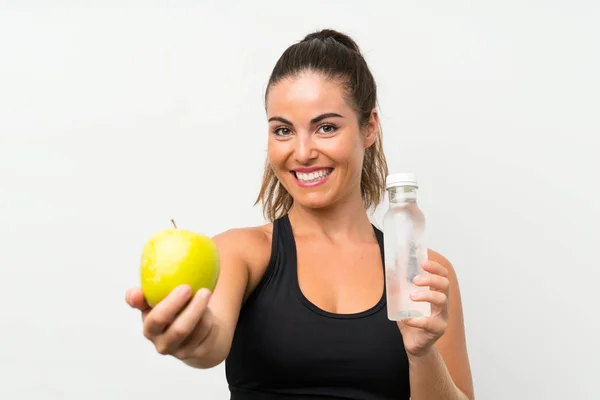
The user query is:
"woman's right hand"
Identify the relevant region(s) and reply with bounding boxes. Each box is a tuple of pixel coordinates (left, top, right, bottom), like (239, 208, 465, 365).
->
(125, 285, 214, 361)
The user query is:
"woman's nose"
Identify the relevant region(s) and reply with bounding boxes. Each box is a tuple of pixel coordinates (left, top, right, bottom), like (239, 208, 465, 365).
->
(294, 134, 318, 164)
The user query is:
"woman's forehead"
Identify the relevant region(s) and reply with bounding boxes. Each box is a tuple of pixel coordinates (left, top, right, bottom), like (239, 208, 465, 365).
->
(266, 73, 350, 117)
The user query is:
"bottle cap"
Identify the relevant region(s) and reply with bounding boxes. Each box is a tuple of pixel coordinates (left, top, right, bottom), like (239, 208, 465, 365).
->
(386, 173, 418, 189)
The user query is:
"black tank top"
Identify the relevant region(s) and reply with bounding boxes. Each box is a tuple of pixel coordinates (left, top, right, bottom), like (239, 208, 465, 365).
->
(225, 214, 410, 399)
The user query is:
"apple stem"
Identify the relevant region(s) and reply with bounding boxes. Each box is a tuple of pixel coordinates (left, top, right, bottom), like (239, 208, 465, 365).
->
(171, 219, 178, 229)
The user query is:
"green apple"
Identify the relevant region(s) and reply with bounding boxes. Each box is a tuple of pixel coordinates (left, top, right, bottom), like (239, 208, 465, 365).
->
(140, 220, 220, 308)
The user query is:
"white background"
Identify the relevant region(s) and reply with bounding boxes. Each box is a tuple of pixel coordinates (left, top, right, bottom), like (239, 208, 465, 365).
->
(1, 1, 599, 399)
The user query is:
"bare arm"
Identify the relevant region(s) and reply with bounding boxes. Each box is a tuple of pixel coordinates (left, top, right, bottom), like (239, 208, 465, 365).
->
(408, 348, 470, 400)
(408, 251, 474, 399)
(183, 227, 271, 369)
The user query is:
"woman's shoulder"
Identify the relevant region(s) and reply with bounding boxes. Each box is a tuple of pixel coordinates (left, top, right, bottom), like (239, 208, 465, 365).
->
(427, 248, 458, 281)
(428, 248, 451, 266)
(211, 222, 274, 289)
(212, 223, 273, 262)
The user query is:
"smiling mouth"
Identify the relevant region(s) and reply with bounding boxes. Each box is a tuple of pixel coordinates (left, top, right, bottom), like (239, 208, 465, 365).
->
(291, 168, 334, 185)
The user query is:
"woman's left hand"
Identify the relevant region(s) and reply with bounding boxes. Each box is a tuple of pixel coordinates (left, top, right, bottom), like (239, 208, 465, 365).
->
(397, 260, 450, 358)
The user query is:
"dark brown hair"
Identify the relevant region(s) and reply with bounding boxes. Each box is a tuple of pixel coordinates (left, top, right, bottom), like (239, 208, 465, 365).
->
(255, 29, 388, 221)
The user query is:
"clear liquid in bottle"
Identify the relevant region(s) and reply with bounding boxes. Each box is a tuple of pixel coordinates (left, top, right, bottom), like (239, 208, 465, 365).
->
(383, 173, 431, 321)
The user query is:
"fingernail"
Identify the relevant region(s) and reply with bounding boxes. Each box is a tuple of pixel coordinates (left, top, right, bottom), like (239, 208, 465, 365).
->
(177, 285, 191, 297)
(199, 288, 210, 299)
(410, 292, 418, 300)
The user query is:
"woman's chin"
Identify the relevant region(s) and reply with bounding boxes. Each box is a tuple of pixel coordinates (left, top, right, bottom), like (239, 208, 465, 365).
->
(292, 193, 336, 211)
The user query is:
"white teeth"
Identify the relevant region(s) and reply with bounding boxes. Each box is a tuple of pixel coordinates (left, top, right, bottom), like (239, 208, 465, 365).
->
(296, 169, 332, 183)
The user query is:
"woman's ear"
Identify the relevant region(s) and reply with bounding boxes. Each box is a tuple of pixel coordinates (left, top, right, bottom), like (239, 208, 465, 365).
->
(363, 108, 379, 149)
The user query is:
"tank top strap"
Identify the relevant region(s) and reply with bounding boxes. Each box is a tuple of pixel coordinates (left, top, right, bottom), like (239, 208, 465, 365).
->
(372, 222, 385, 265)
(277, 214, 296, 256)
(241, 214, 294, 307)
(268, 213, 297, 285)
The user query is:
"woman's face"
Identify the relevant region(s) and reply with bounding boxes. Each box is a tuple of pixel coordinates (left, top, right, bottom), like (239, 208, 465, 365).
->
(266, 71, 378, 211)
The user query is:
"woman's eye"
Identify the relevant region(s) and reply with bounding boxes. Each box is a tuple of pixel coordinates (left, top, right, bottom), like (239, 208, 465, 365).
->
(274, 127, 292, 136)
(319, 124, 337, 134)
(319, 125, 337, 134)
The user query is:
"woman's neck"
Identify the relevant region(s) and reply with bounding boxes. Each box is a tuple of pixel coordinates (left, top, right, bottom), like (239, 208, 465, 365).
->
(287, 192, 375, 244)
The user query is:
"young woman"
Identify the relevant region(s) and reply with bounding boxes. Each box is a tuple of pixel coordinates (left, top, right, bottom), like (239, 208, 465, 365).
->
(126, 29, 474, 400)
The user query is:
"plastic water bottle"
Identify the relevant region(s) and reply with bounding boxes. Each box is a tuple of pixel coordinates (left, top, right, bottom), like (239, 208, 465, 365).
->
(383, 173, 431, 321)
